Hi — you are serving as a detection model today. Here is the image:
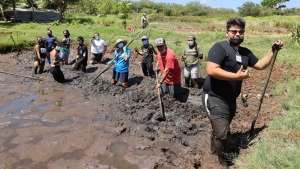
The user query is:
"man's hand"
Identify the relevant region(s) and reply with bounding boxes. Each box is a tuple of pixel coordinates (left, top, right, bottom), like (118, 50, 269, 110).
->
(124, 56, 130, 61)
(272, 40, 284, 51)
(236, 65, 250, 80)
(156, 83, 161, 89)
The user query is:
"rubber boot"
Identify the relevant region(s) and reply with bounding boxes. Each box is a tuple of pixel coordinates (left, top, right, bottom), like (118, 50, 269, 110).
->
(192, 78, 199, 89)
(122, 82, 128, 88)
(184, 77, 190, 87)
(33, 66, 38, 74)
(111, 79, 117, 85)
(211, 135, 229, 169)
(38, 68, 43, 74)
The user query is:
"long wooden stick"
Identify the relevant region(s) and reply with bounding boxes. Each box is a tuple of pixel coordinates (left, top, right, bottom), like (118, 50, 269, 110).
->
(155, 70, 166, 120)
(250, 45, 280, 137)
(0, 70, 43, 81)
(107, 34, 116, 45)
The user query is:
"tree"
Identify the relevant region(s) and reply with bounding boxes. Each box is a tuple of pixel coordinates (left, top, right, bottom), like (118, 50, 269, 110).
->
(238, 1, 261, 17)
(261, 0, 290, 15)
(118, 0, 132, 28)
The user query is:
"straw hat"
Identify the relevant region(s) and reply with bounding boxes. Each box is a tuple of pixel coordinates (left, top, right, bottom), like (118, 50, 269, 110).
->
(114, 39, 127, 48)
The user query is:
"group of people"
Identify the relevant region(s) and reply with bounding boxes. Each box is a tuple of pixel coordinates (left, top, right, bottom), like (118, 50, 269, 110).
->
(33, 17, 285, 168)
(33, 29, 108, 82)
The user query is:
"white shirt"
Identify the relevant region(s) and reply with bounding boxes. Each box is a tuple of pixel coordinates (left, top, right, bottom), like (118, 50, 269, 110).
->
(91, 39, 107, 54)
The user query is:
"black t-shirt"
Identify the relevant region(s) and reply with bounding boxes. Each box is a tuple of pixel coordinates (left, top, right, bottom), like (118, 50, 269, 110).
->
(141, 44, 156, 63)
(203, 40, 259, 104)
(77, 44, 88, 66)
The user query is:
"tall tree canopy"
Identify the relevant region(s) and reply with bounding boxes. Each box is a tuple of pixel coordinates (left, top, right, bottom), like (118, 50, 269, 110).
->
(261, 0, 290, 14)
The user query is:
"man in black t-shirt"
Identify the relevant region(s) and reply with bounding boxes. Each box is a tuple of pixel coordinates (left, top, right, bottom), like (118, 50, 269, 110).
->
(202, 17, 284, 168)
(75, 36, 88, 73)
(135, 36, 157, 78)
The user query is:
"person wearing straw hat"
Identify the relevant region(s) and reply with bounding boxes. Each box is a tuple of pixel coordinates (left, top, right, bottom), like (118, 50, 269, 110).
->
(111, 39, 132, 88)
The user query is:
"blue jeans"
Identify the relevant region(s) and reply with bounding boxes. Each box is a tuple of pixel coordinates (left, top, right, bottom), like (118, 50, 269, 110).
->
(59, 51, 70, 60)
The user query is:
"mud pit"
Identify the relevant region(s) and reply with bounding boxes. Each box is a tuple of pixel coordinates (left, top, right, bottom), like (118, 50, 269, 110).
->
(0, 49, 292, 169)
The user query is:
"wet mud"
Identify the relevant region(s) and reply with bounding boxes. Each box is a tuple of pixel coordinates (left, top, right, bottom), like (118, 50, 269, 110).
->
(0, 49, 292, 169)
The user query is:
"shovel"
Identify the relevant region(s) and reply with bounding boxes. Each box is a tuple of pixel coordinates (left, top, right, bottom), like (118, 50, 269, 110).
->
(249, 44, 280, 137)
(155, 70, 166, 121)
(10, 35, 21, 54)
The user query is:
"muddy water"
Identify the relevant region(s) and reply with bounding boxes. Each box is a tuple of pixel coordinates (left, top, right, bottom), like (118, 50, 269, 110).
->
(0, 50, 278, 169)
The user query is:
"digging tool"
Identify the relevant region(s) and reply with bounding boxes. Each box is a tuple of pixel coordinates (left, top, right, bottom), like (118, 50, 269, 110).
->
(0, 70, 43, 81)
(93, 39, 134, 81)
(10, 35, 21, 53)
(107, 34, 116, 45)
(155, 70, 166, 121)
(249, 45, 280, 137)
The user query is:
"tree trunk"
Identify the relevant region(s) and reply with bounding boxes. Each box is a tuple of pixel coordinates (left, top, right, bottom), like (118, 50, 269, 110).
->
(12, 0, 16, 21)
(32, 6, 35, 22)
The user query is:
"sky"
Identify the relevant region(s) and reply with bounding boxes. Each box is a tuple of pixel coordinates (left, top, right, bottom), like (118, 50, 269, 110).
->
(148, 0, 300, 11)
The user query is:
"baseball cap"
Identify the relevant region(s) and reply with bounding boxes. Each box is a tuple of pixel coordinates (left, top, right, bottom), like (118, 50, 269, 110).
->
(141, 36, 148, 40)
(155, 38, 165, 46)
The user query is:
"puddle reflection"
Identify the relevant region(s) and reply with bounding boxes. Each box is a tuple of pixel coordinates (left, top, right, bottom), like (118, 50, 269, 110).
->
(0, 93, 72, 128)
(97, 141, 139, 169)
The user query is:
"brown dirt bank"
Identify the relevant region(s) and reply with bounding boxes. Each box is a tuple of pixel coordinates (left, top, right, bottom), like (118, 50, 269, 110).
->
(0, 48, 293, 169)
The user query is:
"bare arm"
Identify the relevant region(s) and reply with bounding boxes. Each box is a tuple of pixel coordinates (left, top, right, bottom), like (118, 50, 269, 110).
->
(252, 40, 284, 70)
(35, 45, 41, 59)
(206, 61, 249, 81)
(156, 68, 170, 88)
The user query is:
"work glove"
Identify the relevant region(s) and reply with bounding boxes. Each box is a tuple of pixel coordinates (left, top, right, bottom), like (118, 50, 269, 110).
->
(107, 60, 115, 66)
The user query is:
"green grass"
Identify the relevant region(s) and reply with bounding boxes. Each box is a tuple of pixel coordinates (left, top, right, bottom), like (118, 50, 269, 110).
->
(236, 78, 300, 169)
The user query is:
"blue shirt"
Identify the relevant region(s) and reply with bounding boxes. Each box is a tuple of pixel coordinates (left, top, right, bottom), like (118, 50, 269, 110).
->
(44, 35, 57, 51)
(114, 48, 131, 73)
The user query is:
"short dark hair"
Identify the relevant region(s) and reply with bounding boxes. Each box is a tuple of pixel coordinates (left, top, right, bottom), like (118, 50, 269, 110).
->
(226, 18, 246, 30)
(77, 36, 84, 43)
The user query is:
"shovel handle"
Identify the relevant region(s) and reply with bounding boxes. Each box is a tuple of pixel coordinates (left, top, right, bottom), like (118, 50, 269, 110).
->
(250, 44, 280, 136)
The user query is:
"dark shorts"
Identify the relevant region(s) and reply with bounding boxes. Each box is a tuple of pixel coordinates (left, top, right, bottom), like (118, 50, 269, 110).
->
(90, 53, 103, 62)
(201, 92, 236, 120)
(160, 82, 182, 101)
(112, 70, 128, 83)
(34, 56, 46, 65)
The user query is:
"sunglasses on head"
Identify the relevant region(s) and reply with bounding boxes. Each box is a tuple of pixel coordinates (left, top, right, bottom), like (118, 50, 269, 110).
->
(228, 30, 245, 35)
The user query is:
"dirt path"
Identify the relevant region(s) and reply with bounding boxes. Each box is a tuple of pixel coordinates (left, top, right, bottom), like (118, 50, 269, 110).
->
(0, 49, 293, 169)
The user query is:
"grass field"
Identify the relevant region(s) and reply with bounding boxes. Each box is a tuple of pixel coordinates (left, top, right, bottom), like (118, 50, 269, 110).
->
(1, 14, 300, 168)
